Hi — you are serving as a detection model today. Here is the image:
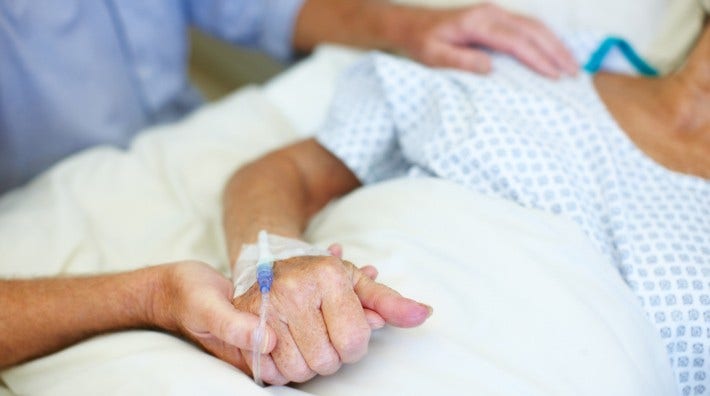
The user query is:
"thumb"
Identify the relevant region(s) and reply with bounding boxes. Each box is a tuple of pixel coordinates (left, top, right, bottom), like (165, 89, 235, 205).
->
(352, 271, 432, 328)
(199, 295, 277, 354)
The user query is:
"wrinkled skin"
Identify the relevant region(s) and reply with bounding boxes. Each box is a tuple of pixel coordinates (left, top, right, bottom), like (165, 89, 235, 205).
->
(231, 255, 431, 385)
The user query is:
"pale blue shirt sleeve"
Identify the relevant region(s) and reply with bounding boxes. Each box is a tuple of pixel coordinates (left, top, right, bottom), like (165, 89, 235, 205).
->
(186, 0, 306, 61)
(0, 0, 307, 194)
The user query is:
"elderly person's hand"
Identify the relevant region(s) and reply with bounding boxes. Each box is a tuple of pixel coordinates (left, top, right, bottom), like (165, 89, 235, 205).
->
(231, 255, 432, 385)
(396, 2, 578, 77)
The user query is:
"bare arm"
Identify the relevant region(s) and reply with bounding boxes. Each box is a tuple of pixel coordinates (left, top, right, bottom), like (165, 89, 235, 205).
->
(223, 138, 360, 262)
(222, 139, 431, 385)
(0, 267, 158, 368)
(293, 0, 577, 77)
(0, 262, 275, 370)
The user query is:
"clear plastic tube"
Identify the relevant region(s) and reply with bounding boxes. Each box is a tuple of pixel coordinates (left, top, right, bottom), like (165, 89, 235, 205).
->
(252, 292, 270, 386)
(252, 230, 274, 386)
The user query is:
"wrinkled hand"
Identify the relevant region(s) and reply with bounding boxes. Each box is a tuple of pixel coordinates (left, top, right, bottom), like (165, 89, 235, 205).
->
(151, 261, 273, 370)
(400, 3, 577, 77)
(232, 255, 432, 385)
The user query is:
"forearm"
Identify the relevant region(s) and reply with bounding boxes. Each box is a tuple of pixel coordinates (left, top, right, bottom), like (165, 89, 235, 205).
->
(222, 150, 315, 265)
(222, 139, 360, 265)
(223, 159, 305, 264)
(292, 0, 428, 54)
(0, 266, 166, 369)
(221, 140, 431, 383)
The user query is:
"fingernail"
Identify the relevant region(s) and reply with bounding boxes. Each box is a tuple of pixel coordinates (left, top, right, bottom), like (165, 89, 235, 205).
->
(261, 331, 270, 354)
(420, 303, 434, 318)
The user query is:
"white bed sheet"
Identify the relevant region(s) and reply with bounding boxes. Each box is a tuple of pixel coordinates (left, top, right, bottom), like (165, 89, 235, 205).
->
(0, 45, 676, 395)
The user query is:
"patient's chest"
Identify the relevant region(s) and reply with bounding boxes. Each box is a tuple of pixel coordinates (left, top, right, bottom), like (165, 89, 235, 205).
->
(317, 49, 709, 392)
(372, 53, 710, 392)
(344, 48, 710, 389)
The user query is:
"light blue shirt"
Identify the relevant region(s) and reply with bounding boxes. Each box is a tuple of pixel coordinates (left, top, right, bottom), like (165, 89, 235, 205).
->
(0, 0, 304, 193)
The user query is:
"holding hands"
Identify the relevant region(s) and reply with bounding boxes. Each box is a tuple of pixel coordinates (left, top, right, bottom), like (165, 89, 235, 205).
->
(231, 253, 432, 385)
(150, 252, 430, 385)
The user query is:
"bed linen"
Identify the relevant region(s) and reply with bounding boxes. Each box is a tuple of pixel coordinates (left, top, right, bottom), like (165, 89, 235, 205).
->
(0, 44, 678, 395)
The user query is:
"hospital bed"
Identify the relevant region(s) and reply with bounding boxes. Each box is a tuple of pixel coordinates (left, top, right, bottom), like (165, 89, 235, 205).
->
(1, 0, 702, 394)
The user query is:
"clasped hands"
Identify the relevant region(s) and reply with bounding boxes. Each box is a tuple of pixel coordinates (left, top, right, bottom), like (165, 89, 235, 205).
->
(233, 253, 431, 384)
(155, 250, 431, 385)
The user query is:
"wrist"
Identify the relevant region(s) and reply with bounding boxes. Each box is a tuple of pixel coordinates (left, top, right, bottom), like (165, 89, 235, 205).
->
(379, 4, 434, 54)
(294, 0, 411, 52)
(231, 234, 329, 297)
(140, 264, 176, 332)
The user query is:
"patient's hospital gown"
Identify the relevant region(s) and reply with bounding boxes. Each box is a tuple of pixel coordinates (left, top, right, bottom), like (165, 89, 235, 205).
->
(316, 45, 710, 394)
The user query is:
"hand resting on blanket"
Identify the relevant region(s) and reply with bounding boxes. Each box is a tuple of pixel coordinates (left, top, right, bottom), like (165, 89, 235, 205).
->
(222, 138, 433, 385)
(231, 255, 431, 385)
(0, 254, 429, 388)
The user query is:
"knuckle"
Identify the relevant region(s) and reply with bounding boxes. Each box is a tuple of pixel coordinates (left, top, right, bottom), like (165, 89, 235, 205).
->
(287, 286, 311, 308)
(336, 327, 371, 363)
(278, 275, 303, 295)
(259, 357, 288, 385)
(286, 363, 316, 383)
(277, 278, 318, 309)
(265, 378, 288, 386)
(263, 370, 288, 386)
(310, 352, 341, 375)
(316, 257, 347, 280)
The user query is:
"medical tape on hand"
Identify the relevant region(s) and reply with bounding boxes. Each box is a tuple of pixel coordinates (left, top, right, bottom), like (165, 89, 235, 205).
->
(232, 234, 330, 297)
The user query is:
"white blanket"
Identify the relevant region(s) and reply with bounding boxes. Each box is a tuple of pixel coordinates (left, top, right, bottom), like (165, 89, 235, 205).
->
(0, 46, 676, 395)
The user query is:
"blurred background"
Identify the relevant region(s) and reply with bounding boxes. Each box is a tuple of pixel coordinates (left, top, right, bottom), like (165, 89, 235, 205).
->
(188, 29, 286, 101)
